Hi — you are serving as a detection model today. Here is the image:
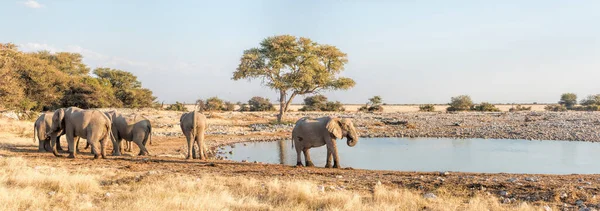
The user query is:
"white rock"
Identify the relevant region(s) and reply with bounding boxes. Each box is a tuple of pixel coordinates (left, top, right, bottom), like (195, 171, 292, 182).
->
(336, 175, 343, 179)
(105, 192, 112, 197)
(423, 193, 437, 199)
(47, 191, 56, 196)
(543, 205, 552, 211)
(317, 185, 325, 192)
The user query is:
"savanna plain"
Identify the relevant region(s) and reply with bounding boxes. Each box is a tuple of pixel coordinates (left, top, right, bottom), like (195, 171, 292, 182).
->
(2, 106, 600, 211)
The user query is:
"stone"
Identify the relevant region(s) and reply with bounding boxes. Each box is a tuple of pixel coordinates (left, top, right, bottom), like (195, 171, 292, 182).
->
(317, 185, 325, 192)
(336, 175, 343, 179)
(560, 193, 568, 199)
(423, 193, 437, 199)
(507, 178, 518, 183)
(105, 192, 112, 197)
(525, 177, 537, 182)
(499, 190, 508, 197)
(543, 205, 552, 211)
(48, 191, 56, 196)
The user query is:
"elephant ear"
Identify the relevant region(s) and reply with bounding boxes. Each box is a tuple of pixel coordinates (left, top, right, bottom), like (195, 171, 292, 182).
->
(326, 118, 343, 139)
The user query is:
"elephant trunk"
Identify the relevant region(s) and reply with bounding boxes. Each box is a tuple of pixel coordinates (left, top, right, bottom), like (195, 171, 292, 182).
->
(346, 131, 358, 147)
(50, 132, 62, 157)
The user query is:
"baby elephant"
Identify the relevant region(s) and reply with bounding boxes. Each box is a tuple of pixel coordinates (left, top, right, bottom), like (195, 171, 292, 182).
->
(292, 116, 359, 168)
(33, 112, 64, 152)
(104, 111, 152, 156)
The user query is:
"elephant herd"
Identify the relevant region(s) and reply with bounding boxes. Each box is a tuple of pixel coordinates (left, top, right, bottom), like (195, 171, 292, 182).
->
(32, 106, 360, 168)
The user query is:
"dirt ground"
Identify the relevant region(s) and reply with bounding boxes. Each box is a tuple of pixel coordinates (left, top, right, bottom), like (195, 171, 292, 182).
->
(2, 133, 600, 210)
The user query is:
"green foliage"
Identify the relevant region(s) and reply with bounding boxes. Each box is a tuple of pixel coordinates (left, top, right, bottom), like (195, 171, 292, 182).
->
(558, 93, 577, 109)
(580, 94, 600, 106)
(299, 95, 344, 111)
(447, 95, 473, 111)
(165, 101, 187, 111)
(0, 43, 156, 111)
(419, 104, 435, 112)
(509, 105, 532, 112)
(358, 96, 384, 112)
(232, 35, 355, 122)
(248, 96, 275, 111)
(471, 102, 500, 112)
(544, 104, 567, 112)
(223, 101, 236, 111)
(237, 102, 251, 112)
(205, 97, 224, 111)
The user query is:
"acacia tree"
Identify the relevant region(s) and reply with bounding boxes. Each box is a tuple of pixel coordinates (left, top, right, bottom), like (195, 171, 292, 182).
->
(232, 35, 355, 122)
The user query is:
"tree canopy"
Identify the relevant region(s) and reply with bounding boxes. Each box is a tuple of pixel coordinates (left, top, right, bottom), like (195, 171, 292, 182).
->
(0, 42, 157, 111)
(232, 35, 355, 122)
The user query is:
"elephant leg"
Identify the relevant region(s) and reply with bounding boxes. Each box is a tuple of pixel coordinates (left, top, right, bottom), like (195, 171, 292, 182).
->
(101, 133, 110, 159)
(325, 148, 333, 168)
(56, 136, 65, 152)
(303, 148, 314, 167)
(112, 138, 122, 156)
(295, 143, 303, 167)
(186, 133, 194, 160)
(330, 139, 340, 168)
(197, 132, 206, 160)
(89, 141, 99, 159)
(133, 133, 149, 156)
(38, 139, 46, 152)
(127, 141, 133, 152)
(43, 140, 52, 152)
(66, 132, 77, 159)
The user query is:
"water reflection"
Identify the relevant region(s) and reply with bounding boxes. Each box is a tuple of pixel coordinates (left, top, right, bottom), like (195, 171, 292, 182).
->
(219, 138, 600, 174)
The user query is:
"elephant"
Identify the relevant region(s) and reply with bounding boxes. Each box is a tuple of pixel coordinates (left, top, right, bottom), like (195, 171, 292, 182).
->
(47, 107, 114, 159)
(33, 112, 64, 152)
(291, 116, 359, 168)
(180, 111, 208, 160)
(104, 110, 152, 156)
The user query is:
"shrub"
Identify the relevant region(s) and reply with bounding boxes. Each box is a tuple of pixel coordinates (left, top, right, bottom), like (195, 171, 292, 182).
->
(471, 102, 500, 112)
(205, 97, 224, 111)
(195, 99, 206, 112)
(544, 104, 567, 112)
(359, 95, 384, 112)
(581, 94, 600, 106)
(571, 105, 600, 111)
(419, 104, 435, 112)
(237, 102, 251, 112)
(299, 95, 344, 111)
(447, 95, 473, 111)
(558, 93, 577, 109)
(165, 101, 187, 111)
(248, 96, 275, 111)
(223, 101, 236, 111)
(509, 105, 532, 112)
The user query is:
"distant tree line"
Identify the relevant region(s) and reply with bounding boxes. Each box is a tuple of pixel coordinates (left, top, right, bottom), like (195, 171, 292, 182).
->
(545, 93, 600, 111)
(0, 43, 157, 111)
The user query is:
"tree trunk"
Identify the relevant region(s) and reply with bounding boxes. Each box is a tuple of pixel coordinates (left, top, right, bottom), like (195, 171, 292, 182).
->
(277, 91, 286, 123)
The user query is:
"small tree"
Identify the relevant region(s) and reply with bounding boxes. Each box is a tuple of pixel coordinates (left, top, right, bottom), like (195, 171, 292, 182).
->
(195, 99, 206, 112)
(223, 101, 236, 111)
(359, 95, 384, 112)
(232, 35, 355, 122)
(299, 95, 344, 111)
(447, 95, 473, 111)
(248, 96, 275, 111)
(237, 102, 250, 112)
(559, 93, 577, 109)
(471, 102, 500, 112)
(580, 94, 600, 106)
(545, 104, 567, 112)
(509, 105, 532, 112)
(165, 101, 187, 111)
(205, 97, 224, 111)
(419, 104, 435, 112)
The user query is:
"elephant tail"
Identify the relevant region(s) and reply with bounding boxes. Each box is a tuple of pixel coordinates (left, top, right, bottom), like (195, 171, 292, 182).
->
(148, 124, 153, 145)
(33, 122, 38, 143)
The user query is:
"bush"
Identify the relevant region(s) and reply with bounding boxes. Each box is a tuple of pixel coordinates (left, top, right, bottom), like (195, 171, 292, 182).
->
(509, 105, 532, 112)
(223, 101, 236, 111)
(165, 101, 187, 111)
(204, 97, 224, 111)
(558, 93, 577, 109)
(248, 96, 275, 111)
(544, 104, 567, 112)
(419, 104, 435, 112)
(571, 105, 600, 111)
(447, 95, 473, 111)
(299, 95, 344, 111)
(471, 102, 500, 112)
(581, 94, 600, 106)
(358, 95, 384, 112)
(237, 102, 250, 112)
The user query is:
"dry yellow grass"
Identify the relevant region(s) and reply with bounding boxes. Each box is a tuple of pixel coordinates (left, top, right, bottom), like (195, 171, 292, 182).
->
(0, 155, 549, 211)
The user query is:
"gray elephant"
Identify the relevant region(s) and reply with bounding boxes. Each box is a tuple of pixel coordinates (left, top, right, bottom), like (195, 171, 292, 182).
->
(33, 112, 63, 152)
(291, 116, 359, 168)
(180, 111, 208, 160)
(47, 107, 114, 159)
(104, 110, 152, 156)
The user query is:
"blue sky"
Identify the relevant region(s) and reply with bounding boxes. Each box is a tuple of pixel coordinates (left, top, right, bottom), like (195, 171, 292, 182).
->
(2, 1, 599, 104)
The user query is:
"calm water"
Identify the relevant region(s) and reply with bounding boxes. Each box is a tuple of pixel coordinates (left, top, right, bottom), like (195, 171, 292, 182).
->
(218, 138, 600, 174)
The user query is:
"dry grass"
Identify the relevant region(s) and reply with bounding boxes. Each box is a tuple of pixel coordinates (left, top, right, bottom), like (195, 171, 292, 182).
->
(0, 156, 551, 211)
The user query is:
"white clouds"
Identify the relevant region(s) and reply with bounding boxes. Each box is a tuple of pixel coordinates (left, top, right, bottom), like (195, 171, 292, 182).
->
(21, 0, 43, 9)
(19, 42, 148, 68)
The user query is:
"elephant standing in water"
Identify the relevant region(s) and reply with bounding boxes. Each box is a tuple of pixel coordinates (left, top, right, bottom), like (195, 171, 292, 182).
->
(180, 111, 208, 160)
(291, 116, 359, 168)
(47, 107, 114, 159)
(33, 112, 64, 152)
(104, 111, 152, 156)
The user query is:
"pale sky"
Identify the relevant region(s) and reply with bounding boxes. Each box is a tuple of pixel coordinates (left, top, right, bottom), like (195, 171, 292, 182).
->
(2, 1, 599, 104)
